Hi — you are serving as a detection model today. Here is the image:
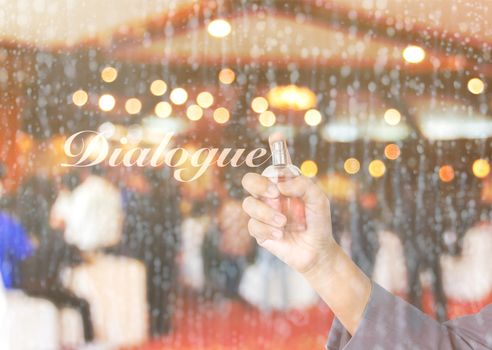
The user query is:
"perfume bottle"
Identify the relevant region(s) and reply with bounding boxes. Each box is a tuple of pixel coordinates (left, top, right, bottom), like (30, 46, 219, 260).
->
(262, 140, 307, 232)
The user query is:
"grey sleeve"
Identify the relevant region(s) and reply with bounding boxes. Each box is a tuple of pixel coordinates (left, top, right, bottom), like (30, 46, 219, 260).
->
(326, 283, 492, 350)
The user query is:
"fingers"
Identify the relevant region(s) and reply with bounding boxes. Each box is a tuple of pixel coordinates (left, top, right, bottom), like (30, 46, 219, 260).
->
(242, 196, 286, 228)
(268, 132, 292, 164)
(242, 172, 279, 198)
(277, 176, 326, 206)
(248, 218, 283, 243)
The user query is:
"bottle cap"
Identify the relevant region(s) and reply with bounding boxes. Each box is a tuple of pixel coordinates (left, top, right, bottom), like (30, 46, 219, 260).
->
(271, 140, 288, 166)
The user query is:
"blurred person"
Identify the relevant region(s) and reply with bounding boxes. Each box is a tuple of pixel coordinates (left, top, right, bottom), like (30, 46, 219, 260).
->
(118, 168, 181, 337)
(54, 166, 123, 251)
(0, 164, 33, 289)
(15, 175, 94, 343)
(50, 171, 81, 231)
(216, 172, 254, 299)
(241, 134, 492, 349)
(181, 199, 214, 292)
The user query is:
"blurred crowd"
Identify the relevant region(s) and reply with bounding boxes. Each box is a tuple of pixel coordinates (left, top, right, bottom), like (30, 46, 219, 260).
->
(1, 159, 492, 347)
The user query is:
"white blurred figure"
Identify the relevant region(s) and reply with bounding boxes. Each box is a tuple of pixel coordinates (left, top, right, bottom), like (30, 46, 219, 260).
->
(53, 171, 123, 250)
(65, 255, 147, 347)
(372, 230, 408, 295)
(441, 223, 492, 302)
(53, 170, 148, 346)
(239, 248, 318, 311)
(181, 214, 210, 291)
(0, 278, 9, 349)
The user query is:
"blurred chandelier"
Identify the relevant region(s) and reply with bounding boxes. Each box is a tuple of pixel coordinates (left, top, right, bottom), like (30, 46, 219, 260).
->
(267, 85, 317, 111)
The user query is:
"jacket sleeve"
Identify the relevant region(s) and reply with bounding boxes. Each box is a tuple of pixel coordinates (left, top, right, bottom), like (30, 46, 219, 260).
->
(326, 283, 492, 350)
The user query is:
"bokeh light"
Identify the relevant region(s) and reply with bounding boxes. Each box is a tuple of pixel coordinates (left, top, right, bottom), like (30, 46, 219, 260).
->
(170, 88, 188, 105)
(150, 79, 167, 96)
(186, 104, 204, 121)
(467, 78, 485, 95)
(384, 108, 401, 126)
(384, 143, 401, 160)
(439, 165, 455, 182)
(472, 159, 490, 178)
(101, 66, 118, 83)
(155, 101, 172, 118)
(402, 45, 426, 63)
(301, 160, 318, 177)
(98, 94, 116, 112)
(125, 98, 142, 115)
(207, 19, 232, 38)
(258, 111, 276, 127)
(196, 91, 214, 108)
(72, 89, 88, 107)
(267, 85, 317, 111)
(251, 97, 269, 113)
(213, 107, 230, 124)
(344, 158, 361, 175)
(304, 109, 322, 126)
(368, 160, 386, 178)
(218, 68, 235, 84)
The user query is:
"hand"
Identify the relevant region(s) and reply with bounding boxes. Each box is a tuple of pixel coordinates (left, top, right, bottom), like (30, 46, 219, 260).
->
(241, 133, 338, 275)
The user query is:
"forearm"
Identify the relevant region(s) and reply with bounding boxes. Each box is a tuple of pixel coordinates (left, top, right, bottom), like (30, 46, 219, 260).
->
(302, 245, 372, 335)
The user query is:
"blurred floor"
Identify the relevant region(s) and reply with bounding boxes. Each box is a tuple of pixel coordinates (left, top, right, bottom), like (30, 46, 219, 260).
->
(124, 297, 333, 350)
(120, 288, 492, 350)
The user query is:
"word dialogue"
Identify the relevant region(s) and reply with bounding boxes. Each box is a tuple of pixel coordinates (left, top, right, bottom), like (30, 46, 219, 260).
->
(61, 131, 270, 182)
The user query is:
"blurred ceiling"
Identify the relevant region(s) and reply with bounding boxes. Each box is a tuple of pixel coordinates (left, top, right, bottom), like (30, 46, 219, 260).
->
(1, 0, 491, 46)
(1, 0, 490, 71)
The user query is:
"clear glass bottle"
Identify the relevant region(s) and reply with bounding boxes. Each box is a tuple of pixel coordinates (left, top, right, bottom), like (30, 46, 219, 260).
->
(262, 140, 307, 232)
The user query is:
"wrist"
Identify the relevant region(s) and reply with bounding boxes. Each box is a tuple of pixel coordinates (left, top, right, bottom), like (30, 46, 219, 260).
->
(301, 242, 343, 283)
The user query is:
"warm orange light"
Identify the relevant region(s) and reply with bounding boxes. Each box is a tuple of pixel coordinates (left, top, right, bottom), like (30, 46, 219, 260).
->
(150, 80, 167, 96)
(473, 159, 490, 178)
(384, 108, 401, 126)
(170, 88, 188, 105)
(72, 89, 88, 107)
(213, 107, 230, 124)
(368, 160, 386, 178)
(196, 91, 214, 108)
(402, 45, 425, 63)
(207, 19, 232, 38)
(219, 68, 235, 84)
(267, 85, 317, 111)
(101, 66, 118, 83)
(344, 158, 360, 175)
(467, 78, 485, 95)
(304, 109, 322, 126)
(384, 144, 401, 160)
(98, 94, 116, 112)
(439, 165, 455, 182)
(259, 111, 276, 127)
(125, 98, 142, 115)
(155, 101, 172, 118)
(186, 104, 203, 121)
(301, 160, 318, 177)
(251, 97, 269, 113)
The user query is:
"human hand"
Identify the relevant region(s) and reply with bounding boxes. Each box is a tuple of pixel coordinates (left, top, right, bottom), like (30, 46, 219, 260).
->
(242, 133, 338, 275)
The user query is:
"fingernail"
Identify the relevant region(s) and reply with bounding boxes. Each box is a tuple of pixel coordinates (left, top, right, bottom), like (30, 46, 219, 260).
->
(272, 229, 283, 239)
(266, 184, 279, 198)
(274, 214, 286, 226)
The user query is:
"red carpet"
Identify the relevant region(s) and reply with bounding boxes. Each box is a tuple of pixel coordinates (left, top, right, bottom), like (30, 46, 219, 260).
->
(124, 289, 492, 349)
(130, 299, 333, 350)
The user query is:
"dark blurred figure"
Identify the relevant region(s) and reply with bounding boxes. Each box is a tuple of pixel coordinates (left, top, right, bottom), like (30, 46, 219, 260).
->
(349, 190, 380, 278)
(202, 169, 254, 301)
(0, 163, 33, 289)
(119, 168, 181, 337)
(386, 148, 448, 322)
(15, 174, 94, 342)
